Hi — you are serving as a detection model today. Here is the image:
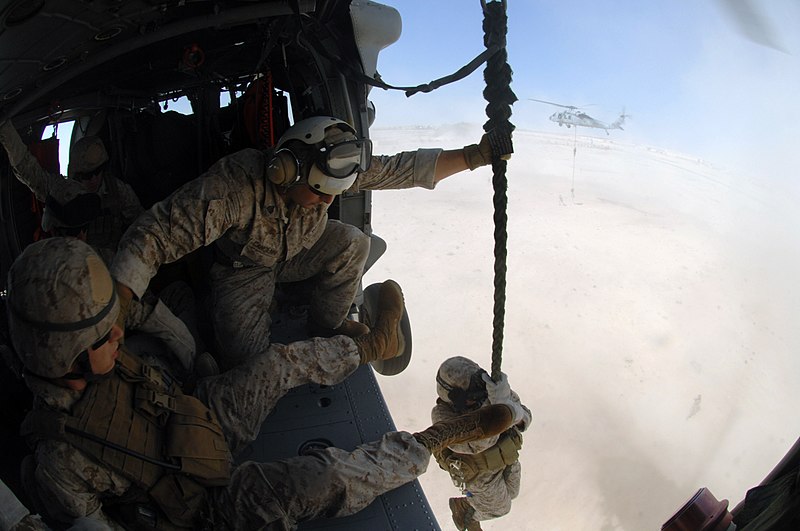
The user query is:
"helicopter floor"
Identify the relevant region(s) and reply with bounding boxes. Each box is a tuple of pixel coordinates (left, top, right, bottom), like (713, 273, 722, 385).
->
(240, 288, 440, 531)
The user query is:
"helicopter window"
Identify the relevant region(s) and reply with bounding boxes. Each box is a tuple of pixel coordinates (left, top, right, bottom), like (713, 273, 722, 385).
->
(42, 121, 75, 175)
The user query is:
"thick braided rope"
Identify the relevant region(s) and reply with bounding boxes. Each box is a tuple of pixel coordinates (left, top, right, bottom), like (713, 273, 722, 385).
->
(482, 1, 517, 381)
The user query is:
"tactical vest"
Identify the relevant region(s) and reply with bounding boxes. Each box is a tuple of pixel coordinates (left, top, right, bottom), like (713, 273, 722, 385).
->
(21, 349, 232, 529)
(86, 210, 126, 252)
(434, 426, 523, 484)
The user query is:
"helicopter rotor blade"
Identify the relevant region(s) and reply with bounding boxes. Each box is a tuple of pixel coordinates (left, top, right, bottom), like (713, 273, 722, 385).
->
(528, 98, 578, 110)
(715, 0, 788, 53)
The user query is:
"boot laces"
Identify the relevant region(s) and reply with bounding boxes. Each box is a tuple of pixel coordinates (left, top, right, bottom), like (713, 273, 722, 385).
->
(418, 413, 482, 449)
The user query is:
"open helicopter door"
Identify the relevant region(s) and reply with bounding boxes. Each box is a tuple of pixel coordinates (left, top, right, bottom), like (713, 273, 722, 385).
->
(236, 2, 435, 530)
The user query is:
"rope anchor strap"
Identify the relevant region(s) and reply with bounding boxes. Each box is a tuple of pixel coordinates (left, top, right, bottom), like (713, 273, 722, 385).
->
(481, 0, 517, 382)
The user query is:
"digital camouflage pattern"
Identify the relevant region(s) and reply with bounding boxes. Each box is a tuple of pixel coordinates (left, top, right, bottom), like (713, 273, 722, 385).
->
(207, 219, 369, 367)
(0, 120, 143, 255)
(205, 431, 429, 530)
(112, 146, 442, 365)
(6, 238, 119, 378)
(432, 358, 532, 523)
(22, 330, 430, 529)
(126, 282, 198, 372)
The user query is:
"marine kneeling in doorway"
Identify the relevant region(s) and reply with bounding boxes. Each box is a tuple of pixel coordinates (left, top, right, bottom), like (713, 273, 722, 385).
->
(432, 356, 532, 531)
(7, 238, 515, 530)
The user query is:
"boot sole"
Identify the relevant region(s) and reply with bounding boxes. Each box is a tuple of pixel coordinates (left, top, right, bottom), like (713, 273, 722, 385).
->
(361, 280, 412, 376)
(380, 280, 406, 355)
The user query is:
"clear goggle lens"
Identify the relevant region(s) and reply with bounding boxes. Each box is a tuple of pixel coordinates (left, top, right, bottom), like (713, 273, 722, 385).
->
(319, 138, 372, 178)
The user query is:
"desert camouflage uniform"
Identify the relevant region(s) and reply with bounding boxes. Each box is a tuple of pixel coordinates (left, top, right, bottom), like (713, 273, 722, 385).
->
(0, 121, 195, 369)
(84, 172, 143, 252)
(23, 335, 430, 529)
(0, 120, 142, 255)
(112, 146, 441, 367)
(126, 281, 199, 373)
(432, 393, 531, 522)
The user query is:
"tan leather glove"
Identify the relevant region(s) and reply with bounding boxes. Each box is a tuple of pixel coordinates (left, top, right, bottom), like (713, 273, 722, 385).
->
(462, 128, 514, 170)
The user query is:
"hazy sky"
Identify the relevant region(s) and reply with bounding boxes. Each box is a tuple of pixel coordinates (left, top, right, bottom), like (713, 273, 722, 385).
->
(369, 1, 800, 187)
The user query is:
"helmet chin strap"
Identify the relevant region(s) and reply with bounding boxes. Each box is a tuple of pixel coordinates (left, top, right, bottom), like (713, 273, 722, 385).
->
(61, 351, 115, 382)
(25, 359, 114, 384)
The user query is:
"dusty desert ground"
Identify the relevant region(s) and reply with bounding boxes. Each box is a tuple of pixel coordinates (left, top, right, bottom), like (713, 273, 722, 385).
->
(363, 125, 800, 530)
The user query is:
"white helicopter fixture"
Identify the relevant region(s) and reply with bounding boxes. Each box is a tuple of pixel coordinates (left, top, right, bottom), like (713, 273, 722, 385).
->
(530, 98, 629, 134)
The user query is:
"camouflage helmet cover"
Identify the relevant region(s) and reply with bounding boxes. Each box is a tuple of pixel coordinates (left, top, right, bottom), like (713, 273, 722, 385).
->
(67, 136, 108, 177)
(7, 238, 118, 378)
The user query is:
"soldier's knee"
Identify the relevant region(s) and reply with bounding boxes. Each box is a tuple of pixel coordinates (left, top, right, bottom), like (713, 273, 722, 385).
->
(333, 223, 370, 261)
(350, 229, 370, 258)
(489, 492, 514, 518)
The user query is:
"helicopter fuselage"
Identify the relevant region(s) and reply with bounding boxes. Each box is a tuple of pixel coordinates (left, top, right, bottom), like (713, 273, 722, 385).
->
(549, 110, 623, 131)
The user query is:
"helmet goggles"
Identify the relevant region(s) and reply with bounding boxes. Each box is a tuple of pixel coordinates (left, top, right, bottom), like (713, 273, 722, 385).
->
(275, 117, 373, 197)
(317, 138, 372, 177)
(305, 137, 372, 196)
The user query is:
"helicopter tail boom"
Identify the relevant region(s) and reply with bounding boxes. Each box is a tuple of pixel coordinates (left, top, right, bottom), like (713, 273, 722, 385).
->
(609, 111, 627, 130)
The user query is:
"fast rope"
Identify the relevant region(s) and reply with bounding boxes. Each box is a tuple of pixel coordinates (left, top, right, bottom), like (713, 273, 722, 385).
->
(571, 126, 579, 204)
(481, 0, 516, 382)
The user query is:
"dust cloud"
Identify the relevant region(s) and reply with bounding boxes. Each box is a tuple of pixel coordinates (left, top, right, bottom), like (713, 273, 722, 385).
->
(363, 125, 800, 530)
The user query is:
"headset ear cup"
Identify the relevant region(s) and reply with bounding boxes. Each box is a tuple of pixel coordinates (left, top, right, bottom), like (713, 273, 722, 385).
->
(266, 150, 298, 186)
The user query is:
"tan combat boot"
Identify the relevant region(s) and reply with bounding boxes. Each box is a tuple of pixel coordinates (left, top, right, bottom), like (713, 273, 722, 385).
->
(309, 318, 370, 339)
(449, 497, 483, 531)
(413, 403, 513, 453)
(332, 319, 370, 338)
(353, 280, 405, 363)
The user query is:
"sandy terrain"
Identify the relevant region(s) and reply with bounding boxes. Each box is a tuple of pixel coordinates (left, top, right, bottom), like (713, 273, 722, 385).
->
(363, 125, 800, 530)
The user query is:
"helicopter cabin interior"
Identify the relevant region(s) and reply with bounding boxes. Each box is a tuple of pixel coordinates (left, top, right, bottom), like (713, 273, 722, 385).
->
(0, 1, 439, 529)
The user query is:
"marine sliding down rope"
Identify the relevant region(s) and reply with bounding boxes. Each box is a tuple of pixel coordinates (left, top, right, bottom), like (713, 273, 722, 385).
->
(481, 0, 516, 382)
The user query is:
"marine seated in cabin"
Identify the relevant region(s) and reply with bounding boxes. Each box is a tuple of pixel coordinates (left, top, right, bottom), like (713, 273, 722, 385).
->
(37, 190, 202, 380)
(432, 356, 532, 531)
(5, 237, 516, 530)
(41, 191, 102, 241)
(111, 114, 513, 371)
(0, 119, 143, 258)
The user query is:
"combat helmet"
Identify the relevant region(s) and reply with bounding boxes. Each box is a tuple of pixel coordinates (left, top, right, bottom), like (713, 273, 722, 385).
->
(269, 116, 372, 195)
(6, 238, 118, 378)
(67, 135, 108, 178)
(436, 356, 489, 413)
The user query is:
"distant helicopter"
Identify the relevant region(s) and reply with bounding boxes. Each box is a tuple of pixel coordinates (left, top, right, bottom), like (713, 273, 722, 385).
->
(530, 98, 629, 134)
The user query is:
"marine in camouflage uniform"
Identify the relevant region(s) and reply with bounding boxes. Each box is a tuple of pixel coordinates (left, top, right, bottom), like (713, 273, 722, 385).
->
(0, 119, 143, 255)
(112, 116, 509, 368)
(6, 238, 515, 530)
(432, 356, 532, 531)
(0, 119, 197, 372)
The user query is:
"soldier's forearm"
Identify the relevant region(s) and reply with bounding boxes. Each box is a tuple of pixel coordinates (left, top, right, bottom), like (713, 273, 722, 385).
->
(434, 148, 470, 184)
